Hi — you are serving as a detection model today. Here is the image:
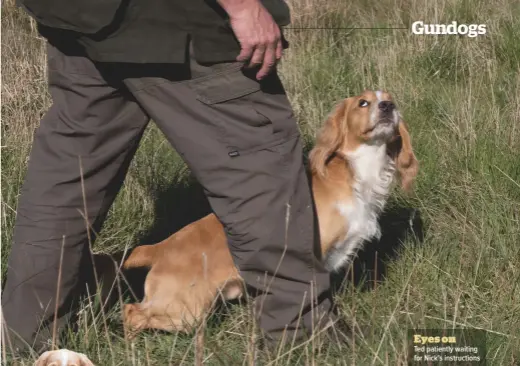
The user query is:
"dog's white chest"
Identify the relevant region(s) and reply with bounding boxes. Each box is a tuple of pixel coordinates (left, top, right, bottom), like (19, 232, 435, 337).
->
(325, 144, 395, 271)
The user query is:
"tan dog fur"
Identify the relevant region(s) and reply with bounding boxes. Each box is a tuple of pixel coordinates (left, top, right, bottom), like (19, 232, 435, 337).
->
(35, 349, 95, 366)
(122, 91, 418, 335)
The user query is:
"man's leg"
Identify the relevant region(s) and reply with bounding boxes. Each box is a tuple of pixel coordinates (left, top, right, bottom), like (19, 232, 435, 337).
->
(1, 43, 149, 354)
(124, 61, 333, 345)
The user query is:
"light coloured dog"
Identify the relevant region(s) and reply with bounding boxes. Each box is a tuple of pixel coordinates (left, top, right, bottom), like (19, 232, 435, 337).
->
(122, 90, 418, 334)
(34, 349, 94, 366)
(35, 90, 418, 364)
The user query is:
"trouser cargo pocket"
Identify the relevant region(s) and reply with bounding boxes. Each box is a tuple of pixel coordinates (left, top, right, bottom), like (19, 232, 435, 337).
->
(188, 63, 299, 156)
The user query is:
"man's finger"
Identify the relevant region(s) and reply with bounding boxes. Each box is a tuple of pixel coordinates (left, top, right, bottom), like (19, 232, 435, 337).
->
(257, 43, 277, 80)
(275, 39, 283, 60)
(237, 43, 254, 62)
(248, 45, 266, 68)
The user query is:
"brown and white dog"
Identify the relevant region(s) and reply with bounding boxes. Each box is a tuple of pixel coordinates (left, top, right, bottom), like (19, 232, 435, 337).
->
(34, 349, 94, 366)
(34, 90, 418, 365)
(121, 90, 419, 335)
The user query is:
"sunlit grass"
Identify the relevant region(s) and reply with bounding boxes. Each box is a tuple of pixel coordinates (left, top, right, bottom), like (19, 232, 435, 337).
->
(2, 0, 519, 364)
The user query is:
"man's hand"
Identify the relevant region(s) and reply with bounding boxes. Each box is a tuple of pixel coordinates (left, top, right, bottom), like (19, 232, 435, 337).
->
(217, 0, 283, 80)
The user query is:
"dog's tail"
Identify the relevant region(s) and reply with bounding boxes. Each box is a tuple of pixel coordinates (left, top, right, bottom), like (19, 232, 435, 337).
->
(123, 245, 157, 269)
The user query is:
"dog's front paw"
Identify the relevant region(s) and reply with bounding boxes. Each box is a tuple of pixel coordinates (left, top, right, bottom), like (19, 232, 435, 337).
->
(34, 349, 94, 366)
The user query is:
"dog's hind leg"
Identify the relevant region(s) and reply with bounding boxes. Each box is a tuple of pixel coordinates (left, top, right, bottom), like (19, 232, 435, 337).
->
(123, 300, 208, 336)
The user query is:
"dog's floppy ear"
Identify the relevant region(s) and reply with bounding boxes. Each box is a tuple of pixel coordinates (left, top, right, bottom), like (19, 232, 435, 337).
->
(310, 99, 350, 177)
(388, 119, 419, 192)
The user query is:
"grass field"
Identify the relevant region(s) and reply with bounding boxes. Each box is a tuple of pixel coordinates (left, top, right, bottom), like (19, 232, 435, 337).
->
(2, 0, 520, 364)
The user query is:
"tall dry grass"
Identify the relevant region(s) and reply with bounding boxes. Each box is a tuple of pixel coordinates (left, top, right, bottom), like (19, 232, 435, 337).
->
(2, 0, 519, 364)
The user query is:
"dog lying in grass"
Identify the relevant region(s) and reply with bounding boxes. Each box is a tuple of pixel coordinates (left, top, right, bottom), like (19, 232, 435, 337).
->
(35, 90, 417, 364)
(121, 90, 419, 335)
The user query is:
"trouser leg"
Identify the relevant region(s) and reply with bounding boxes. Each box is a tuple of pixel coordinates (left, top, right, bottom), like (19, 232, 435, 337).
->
(1, 43, 149, 353)
(123, 61, 333, 343)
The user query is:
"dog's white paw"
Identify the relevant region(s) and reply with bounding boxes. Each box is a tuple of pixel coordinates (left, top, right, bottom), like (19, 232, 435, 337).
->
(34, 349, 94, 366)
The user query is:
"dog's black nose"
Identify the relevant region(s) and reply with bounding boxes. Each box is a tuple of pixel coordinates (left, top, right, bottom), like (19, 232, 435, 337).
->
(379, 101, 395, 112)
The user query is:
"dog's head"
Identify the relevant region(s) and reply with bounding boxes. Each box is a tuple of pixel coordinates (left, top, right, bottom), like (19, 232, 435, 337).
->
(310, 90, 419, 191)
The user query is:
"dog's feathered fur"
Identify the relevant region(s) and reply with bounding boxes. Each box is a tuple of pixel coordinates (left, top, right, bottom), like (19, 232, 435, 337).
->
(122, 90, 418, 334)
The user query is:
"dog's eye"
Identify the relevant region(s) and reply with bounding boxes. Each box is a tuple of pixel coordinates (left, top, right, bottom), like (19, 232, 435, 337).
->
(359, 99, 369, 107)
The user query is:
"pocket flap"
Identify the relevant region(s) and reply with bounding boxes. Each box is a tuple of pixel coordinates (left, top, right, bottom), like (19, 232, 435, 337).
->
(189, 65, 261, 104)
